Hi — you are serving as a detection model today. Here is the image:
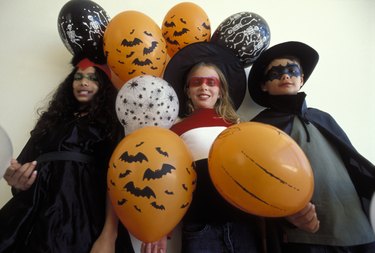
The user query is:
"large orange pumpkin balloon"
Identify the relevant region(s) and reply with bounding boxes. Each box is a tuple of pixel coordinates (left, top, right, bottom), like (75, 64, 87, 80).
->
(208, 122, 314, 217)
(108, 126, 196, 242)
(162, 2, 211, 57)
(104, 11, 167, 83)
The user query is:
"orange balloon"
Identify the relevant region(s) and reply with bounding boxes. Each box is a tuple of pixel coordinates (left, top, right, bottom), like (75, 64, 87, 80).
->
(104, 11, 168, 83)
(108, 126, 196, 242)
(208, 122, 314, 217)
(162, 2, 211, 57)
(110, 69, 125, 90)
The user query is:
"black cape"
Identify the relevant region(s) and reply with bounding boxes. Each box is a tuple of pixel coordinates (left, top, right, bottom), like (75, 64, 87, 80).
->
(0, 116, 134, 253)
(251, 93, 375, 252)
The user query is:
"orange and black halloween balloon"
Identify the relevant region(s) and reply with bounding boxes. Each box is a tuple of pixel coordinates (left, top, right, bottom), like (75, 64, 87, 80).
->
(208, 122, 314, 217)
(104, 11, 167, 84)
(162, 2, 211, 57)
(107, 126, 196, 242)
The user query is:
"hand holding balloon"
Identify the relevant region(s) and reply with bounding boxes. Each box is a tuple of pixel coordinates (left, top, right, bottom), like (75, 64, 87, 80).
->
(141, 235, 167, 253)
(286, 202, 320, 233)
(3, 160, 37, 191)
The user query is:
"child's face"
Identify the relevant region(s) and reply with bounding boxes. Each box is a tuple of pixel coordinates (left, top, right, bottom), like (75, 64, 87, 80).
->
(72, 66, 99, 104)
(261, 59, 304, 96)
(186, 66, 221, 110)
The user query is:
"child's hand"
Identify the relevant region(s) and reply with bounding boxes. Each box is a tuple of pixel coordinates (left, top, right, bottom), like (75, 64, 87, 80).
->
(3, 159, 37, 191)
(286, 202, 320, 233)
(141, 236, 167, 253)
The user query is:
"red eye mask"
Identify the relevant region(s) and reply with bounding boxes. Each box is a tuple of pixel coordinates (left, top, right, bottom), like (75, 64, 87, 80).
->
(187, 76, 220, 87)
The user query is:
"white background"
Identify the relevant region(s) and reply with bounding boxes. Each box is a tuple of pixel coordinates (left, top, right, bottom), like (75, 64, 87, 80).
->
(0, 0, 374, 252)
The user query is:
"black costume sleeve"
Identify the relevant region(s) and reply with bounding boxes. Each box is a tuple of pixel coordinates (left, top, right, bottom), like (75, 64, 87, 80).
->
(10, 136, 39, 196)
(17, 136, 40, 164)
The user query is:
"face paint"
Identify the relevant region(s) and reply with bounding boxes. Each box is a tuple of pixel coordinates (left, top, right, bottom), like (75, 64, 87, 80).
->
(187, 76, 220, 87)
(265, 63, 302, 82)
(74, 72, 99, 82)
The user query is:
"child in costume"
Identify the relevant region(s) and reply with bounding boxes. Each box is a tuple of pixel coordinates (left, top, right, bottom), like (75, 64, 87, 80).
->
(0, 56, 134, 253)
(248, 41, 375, 253)
(141, 42, 263, 253)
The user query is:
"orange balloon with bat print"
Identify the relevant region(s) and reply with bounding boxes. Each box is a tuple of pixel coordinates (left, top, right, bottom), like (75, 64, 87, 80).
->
(107, 126, 196, 242)
(104, 11, 167, 83)
(162, 2, 211, 57)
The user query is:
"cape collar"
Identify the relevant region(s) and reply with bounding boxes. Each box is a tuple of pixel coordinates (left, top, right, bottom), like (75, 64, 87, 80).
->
(266, 92, 307, 115)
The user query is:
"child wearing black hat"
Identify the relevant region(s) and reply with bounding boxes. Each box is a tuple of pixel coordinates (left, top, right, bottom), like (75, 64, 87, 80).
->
(248, 41, 375, 253)
(141, 42, 263, 253)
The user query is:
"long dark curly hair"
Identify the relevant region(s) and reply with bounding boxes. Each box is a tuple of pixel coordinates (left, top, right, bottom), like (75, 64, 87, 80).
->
(30, 65, 120, 141)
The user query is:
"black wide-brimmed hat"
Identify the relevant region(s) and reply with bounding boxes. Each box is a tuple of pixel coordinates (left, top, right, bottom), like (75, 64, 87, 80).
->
(248, 41, 319, 107)
(163, 42, 246, 117)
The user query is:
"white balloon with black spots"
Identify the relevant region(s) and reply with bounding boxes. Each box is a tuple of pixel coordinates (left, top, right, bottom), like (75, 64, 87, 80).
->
(116, 75, 179, 135)
(0, 125, 13, 177)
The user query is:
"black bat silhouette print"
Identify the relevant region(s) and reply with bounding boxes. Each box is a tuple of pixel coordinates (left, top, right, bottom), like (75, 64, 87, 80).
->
(143, 164, 176, 180)
(155, 147, 168, 157)
(121, 38, 143, 47)
(166, 37, 179, 45)
(173, 28, 189, 36)
(133, 58, 153, 66)
(202, 22, 211, 29)
(143, 41, 158, 55)
(164, 21, 176, 28)
(118, 198, 127, 205)
(119, 169, 132, 178)
(120, 151, 148, 163)
(124, 182, 156, 199)
(151, 201, 165, 210)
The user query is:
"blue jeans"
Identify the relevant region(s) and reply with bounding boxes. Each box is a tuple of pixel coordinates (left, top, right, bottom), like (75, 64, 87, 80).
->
(181, 222, 262, 253)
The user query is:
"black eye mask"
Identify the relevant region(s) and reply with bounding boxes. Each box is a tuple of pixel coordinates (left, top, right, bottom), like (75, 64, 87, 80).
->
(264, 63, 302, 82)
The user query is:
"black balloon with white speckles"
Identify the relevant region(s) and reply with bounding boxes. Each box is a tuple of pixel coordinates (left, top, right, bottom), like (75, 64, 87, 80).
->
(211, 12, 271, 67)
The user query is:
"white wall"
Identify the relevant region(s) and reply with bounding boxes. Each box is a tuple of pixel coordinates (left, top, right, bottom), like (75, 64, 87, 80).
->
(0, 0, 374, 252)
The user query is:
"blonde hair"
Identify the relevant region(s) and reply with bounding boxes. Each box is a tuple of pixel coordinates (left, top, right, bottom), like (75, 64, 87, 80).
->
(185, 62, 239, 124)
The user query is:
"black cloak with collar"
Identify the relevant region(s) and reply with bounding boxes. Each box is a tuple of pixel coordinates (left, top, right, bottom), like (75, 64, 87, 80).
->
(251, 92, 375, 252)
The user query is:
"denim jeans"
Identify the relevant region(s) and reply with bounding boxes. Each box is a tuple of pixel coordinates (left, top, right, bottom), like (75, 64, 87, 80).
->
(181, 222, 262, 253)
